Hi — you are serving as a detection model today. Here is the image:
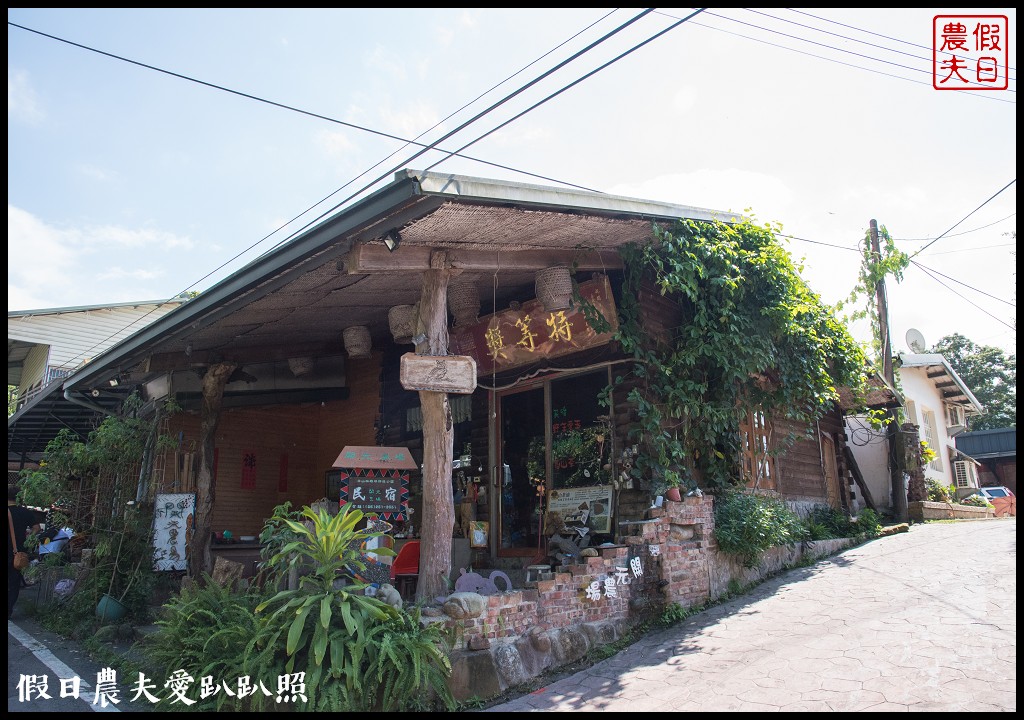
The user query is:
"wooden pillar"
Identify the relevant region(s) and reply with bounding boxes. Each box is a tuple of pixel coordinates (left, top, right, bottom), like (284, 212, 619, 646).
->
(187, 361, 236, 577)
(414, 254, 456, 602)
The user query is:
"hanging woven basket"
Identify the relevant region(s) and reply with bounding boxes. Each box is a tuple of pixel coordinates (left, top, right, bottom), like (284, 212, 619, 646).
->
(287, 356, 315, 377)
(388, 304, 417, 344)
(535, 265, 573, 311)
(343, 326, 372, 358)
(448, 279, 481, 327)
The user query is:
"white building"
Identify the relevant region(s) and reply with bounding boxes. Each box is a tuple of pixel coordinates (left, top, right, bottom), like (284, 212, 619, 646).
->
(846, 353, 985, 512)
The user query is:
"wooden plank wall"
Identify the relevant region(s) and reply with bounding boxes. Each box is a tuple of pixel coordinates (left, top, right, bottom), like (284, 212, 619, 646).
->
(158, 352, 383, 537)
(772, 412, 845, 505)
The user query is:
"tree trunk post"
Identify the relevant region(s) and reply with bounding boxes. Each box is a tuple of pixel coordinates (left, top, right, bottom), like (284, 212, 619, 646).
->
(188, 361, 236, 577)
(414, 255, 456, 602)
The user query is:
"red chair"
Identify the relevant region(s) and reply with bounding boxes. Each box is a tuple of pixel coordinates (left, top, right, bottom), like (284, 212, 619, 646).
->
(390, 540, 420, 600)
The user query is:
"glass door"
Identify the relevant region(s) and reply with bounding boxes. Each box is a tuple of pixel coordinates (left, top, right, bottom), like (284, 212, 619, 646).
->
(496, 368, 613, 554)
(498, 386, 546, 553)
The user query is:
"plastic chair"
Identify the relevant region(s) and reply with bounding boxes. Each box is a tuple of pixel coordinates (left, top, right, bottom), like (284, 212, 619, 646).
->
(390, 540, 420, 599)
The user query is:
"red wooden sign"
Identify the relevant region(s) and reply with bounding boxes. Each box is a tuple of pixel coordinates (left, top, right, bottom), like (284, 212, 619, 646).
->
(450, 276, 619, 374)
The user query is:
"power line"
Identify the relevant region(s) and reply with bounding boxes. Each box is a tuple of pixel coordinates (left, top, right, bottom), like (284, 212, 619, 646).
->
(699, 9, 1015, 94)
(783, 8, 1017, 74)
(910, 260, 1015, 307)
(6, 20, 602, 194)
(894, 213, 1016, 242)
(927, 242, 1015, 256)
(654, 11, 1014, 104)
(909, 179, 1017, 258)
(753, 8, 1016, 82)
(911, 262, 1016, 330)
(423, 8, 708, 173)
(28, 9, 639, 371)
(775, 233, 859, 252)
(253, 7, 659, 260)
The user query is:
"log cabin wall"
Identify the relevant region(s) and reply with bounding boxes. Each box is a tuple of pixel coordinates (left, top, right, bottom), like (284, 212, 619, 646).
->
(771, 409, 845, 507)
(158, 351, 383, 538)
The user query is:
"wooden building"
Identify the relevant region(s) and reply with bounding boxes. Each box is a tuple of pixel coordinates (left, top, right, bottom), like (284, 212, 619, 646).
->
(37, 169, 868, 598)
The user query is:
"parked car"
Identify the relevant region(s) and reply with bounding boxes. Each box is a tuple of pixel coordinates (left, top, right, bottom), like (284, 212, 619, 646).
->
(970, 486, 1016, 517)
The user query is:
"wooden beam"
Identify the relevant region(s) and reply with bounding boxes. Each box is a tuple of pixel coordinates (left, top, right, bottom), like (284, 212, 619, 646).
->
(145, 341, 345, 373)
(414, 255, 457, 603)
(188, 361, 236, 578)
(343, 244, 623, 274)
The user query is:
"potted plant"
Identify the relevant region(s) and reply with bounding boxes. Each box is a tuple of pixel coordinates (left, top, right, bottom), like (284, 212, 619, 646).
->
(95, 503, 155, 623)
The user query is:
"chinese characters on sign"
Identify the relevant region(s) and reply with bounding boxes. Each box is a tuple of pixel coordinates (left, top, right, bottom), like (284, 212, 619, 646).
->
(17, 669, 308, 707)
(451, 276, 619, 374)
(240, 450, 257, 489)
(933, 15, 1009, 90)
(153, 493, 195, 572)
(583, 559, 644, 602)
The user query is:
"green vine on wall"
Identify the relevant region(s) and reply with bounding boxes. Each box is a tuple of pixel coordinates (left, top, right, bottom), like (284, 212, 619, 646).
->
(615, 217, 870, 492)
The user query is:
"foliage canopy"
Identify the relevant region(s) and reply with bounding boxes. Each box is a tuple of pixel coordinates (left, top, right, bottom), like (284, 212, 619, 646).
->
(615, 217, 869, 491)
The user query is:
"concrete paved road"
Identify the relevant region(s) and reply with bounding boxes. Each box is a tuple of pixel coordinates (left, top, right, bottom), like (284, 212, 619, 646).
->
(487, 519, 1016, 712)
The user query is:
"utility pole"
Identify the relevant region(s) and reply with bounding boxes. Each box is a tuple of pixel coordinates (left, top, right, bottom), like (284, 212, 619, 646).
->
(870, 219, 908, 522)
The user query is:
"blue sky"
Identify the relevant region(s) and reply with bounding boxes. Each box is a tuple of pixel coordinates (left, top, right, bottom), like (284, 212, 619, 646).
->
(7, 8, 1017, 354)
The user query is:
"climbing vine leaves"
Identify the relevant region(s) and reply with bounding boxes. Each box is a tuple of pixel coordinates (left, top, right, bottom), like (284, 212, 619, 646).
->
(616, 218, 869, 491)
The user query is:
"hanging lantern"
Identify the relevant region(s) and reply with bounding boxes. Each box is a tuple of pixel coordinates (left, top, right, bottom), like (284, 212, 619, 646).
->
(388, 304, 417, 344)
(287, 357, 315, 377)
(535, 265, 573, 312)
(448, 278, 481, 327)
(343, 325, 372, 358)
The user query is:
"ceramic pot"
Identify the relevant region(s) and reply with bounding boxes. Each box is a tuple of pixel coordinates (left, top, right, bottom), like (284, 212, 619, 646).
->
(96, 593, 129, 623)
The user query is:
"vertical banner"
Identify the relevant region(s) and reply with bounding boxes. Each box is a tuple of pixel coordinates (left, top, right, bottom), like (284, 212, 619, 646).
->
(153, 493, 196, 571)
(241, 450, 257, 489)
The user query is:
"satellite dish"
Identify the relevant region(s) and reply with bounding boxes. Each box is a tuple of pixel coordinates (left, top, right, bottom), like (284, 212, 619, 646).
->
(906, 328, 927, 353)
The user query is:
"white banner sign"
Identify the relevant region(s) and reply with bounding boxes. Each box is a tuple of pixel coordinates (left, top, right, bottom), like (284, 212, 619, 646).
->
(547, 485, 614, 534)
(153, 493, 195, 571)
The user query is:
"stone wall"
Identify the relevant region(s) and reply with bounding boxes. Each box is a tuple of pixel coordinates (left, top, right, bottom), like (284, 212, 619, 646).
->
(437, 495, 860, 702)
(438, 495, 864, 704)
(908, 500, 995, 521)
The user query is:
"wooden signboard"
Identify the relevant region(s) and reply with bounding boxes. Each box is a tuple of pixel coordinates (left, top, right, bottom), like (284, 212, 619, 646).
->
(400, 353, 477, 394)
(450, 275, 619, 375)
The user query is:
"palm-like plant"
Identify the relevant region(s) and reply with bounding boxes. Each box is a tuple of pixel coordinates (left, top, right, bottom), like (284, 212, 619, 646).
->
(245, 504, 454, 711)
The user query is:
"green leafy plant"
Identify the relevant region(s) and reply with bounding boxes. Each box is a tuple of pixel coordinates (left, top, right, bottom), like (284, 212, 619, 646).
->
(925, 479, 955, 503)
(958, 495, 994, 509)
(615, 217, 869, 494)
(244, 504, 454, 712)
(854, 508, 882, 538)
(145, 576, 265, 711)
(713, 492, 808, 568)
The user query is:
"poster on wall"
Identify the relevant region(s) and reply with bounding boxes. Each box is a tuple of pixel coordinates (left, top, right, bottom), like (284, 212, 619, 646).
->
(547, 485, 614, 534)
(153, 493, 195, 571)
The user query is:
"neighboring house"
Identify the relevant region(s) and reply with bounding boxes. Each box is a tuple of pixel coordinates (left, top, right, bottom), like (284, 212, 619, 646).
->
(8, 298, 188, 471)
(10, 169, 871, 576)
(955, 427, 1017, 495)
(846, 352, 985, 510)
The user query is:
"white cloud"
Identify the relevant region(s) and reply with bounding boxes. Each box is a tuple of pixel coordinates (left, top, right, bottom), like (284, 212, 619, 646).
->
(377, 101, 442, 140)
(610, 169, 796, 222)
(8, 69, 44, 123)
(76, 164, 114, 182)
(316, 129, 356, 157)
(96, 267, 162, 282)
(363, 45, 407, 81)
(8, 204, 193, 309)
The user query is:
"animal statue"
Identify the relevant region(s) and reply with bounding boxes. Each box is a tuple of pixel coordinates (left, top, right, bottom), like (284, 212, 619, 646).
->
(377, 583, 403, 610)
(453, 568, 513, 595)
